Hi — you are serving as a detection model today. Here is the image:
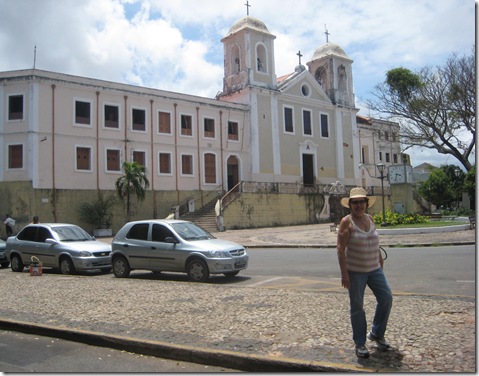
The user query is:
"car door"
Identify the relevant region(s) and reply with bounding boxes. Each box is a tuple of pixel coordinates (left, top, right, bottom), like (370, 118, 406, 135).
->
(117, 223, 151, 270)
(149, 224, 182, 272)
(33, 226, 57, 267)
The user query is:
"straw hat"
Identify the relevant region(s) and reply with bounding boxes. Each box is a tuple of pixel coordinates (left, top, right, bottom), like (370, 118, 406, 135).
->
(340, 187, 376, 208)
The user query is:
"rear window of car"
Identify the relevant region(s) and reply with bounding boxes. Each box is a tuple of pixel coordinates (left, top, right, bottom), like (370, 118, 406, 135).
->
(126, 224, 149, 240)
(17, 226, 37, 241)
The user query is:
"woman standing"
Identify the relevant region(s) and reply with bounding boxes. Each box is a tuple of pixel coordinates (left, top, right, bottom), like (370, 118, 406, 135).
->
(336, 187, 392, 358)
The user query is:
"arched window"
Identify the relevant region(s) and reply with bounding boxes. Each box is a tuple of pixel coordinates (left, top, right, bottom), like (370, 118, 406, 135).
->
(256, 44, 267, 73)
(231, 45, 240, 74)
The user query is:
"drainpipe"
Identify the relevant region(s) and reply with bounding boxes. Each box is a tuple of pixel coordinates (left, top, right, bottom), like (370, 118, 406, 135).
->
(174, 103, 179, 204)
(96, 91, 100, 191)
(196, 106, 202, 207)
(124, 96, 128, 161)
(150, 99, 156, 218)
(219, 110, 224, 191)
(51, 84, 57, 222)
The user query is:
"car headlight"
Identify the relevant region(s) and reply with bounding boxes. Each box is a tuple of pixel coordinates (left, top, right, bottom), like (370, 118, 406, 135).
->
(78, 251, 93, 257)
(205, 250, 230, 258)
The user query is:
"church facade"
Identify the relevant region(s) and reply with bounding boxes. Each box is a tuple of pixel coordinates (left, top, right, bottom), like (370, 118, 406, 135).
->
(0, 14, 398, 233)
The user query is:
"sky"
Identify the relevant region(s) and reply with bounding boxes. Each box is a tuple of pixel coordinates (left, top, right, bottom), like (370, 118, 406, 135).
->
(0, 0, 475, 169)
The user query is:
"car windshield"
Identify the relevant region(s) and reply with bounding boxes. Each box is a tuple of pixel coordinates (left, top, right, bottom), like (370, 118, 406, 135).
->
(171, 222, 214, 241)
(54, 226, 93, 242)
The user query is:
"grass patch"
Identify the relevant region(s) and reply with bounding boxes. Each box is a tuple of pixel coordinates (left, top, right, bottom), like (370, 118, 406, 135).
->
(378, 220, 465, 229)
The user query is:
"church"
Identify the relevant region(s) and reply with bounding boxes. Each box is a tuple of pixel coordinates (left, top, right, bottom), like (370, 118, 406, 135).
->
(0, 11, 402, 234)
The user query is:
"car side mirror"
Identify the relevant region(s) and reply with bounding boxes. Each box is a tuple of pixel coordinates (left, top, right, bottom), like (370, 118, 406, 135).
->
(45, 238, 58, 244)
(164, 237, 178, 244)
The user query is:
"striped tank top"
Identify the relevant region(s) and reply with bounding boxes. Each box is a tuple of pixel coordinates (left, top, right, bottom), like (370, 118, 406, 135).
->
(346, 214, 381, 272)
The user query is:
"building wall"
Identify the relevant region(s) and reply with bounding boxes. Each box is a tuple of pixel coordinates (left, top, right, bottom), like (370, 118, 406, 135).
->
(223, 192, 324, 230)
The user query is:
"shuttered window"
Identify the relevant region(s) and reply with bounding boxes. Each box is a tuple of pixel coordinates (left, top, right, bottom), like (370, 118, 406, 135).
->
(204, 153, 216, 184)
(158, 111, 171, 133)
(107, 149, 121, 171)
(8, 144, 23, 169)
(181, 155, 193, 175)
(76, 147, 91, 170)
(159, 153, 171, 174)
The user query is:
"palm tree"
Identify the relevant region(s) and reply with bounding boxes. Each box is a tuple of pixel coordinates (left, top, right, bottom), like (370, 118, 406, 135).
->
(115, 161, 150, 221)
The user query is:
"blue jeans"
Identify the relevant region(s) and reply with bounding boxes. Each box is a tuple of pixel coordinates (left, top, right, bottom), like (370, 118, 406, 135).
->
(348, 268, 392, 346)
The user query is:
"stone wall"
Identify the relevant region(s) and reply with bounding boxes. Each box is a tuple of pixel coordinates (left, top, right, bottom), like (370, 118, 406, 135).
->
(222, 192, 325, 230)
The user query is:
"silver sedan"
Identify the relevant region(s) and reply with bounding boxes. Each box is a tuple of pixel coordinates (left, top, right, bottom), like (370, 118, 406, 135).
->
(111, 219, 248, 282)
(6, 223, 112, 274)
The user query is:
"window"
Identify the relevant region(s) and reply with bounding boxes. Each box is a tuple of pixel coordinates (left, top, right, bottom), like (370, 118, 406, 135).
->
(126, 223, 149, 240)
(159, 153, 171, 174)
(76, 147, 91, 171)
(132, 108, 146, 131)
(385, 153, 390, 163)
(8, 95, 23, 120)
(379, 152, 383, 162)
(75, 100, 91, 125)
(8, 144, 23, 169)
(181, 154, 193, 175)
(384, 131, 389, 141)
(133, 151, 145, 167)
(303, 110, 312, 135)
(204, 118, 215, 138)
(181, 114, 192, 136)
(228, 121, 239, 140)
(152, 224, 175, 242)
(106, 149, 121, 171)
(320, 113, 329, 138)
(284, 107, 293, 133)
(204, 153, 216, 184)
(158, 111, 171, 133)
(393, 154, 398, 164)
(104, 105, 119, 128)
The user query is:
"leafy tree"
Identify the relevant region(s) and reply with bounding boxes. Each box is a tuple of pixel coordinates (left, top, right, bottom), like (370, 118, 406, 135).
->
(463, 164, 476, 209)
(115, 161, 150, 221)
(418, 165, 464, 210)
(78, 193, 116, 229)
(367, 48, 475, 171)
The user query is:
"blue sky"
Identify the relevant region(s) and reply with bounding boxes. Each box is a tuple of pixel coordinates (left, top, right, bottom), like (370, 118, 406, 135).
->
(0, 0, 475, 168)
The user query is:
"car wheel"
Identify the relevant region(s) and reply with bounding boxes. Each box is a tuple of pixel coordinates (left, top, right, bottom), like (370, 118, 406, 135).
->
(60, 257, 76, 275)
(1, 261, 10, 268)
(223, 271, 239, 278)
(112, 256, 130, 278)
(10, 255, 24, 272)
(187, 259, 209, 282)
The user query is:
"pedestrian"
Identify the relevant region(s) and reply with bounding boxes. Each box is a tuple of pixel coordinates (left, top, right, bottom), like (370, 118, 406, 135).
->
(4, 214, 15, 237)
(336, 187, 392, 358)
(32, 216, 39, 224)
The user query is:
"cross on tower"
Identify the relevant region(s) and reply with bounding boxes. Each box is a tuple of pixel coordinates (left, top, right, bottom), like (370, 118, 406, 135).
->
(245, 1, 251, 16)
(296, 50, 303, 66)
(324, 24, 330, 43)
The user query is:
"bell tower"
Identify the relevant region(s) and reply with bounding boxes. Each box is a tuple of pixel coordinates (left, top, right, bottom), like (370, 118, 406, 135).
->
(307, 40, 355, 107)
(219, 10, 276, 97)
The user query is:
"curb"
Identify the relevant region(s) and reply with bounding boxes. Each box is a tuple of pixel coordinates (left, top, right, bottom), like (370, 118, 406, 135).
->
(243, 241, 476, 249)
(0, 318, 373, 373)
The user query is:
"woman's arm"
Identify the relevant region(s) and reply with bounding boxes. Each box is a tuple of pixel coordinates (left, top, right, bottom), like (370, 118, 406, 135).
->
(337, 216, 351, 289)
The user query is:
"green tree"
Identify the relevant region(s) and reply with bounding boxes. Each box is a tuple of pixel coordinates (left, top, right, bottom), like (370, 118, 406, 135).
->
(115, 161, 150, 221)
(78, 193, 116, 229)
(367, 48, 475, 171)
(464, 164, 476, 209)
(419, 165, 464, 210)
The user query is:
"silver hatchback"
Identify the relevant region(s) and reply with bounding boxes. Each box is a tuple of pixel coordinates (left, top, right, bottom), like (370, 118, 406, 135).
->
(6, 223, 112, 274)
(111, 219, 248, 282)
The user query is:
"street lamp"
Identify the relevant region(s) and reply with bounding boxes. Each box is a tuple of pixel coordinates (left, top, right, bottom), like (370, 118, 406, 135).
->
(376, 162, 388, 226)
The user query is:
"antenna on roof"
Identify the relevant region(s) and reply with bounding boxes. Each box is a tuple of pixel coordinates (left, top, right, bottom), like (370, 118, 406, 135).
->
(33, 45, 37, 69)
(245, 1, 251, 16)
(324, 25, 330, 43)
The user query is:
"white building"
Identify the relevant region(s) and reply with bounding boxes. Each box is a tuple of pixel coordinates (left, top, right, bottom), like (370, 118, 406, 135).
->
(0, 13, 398, 231)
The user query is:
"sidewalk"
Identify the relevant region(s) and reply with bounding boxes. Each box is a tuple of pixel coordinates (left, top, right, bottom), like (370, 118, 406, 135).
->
(0, 224, 475, 372)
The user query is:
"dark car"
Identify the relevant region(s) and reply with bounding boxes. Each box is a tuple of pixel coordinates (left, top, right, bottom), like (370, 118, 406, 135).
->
(6, 223, 111, 274)
(0, 239, 9, 268)
(111, 219, 248, 282)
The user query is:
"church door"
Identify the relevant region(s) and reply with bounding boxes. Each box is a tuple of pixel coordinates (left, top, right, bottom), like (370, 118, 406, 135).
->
(302, 154, 314, 186)
(227, 156, 239, 191)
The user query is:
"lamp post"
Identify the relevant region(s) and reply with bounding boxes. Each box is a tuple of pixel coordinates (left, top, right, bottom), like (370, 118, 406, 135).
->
(376, 162, 387, 226)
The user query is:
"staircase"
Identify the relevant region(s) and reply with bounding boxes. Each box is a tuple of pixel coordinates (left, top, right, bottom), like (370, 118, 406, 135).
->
(180, 199, 219, 233)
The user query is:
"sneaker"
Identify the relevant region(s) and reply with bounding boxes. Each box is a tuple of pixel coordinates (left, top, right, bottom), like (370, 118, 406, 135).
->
(355, 344, 370, 358)
(367, 331, 391, 351)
